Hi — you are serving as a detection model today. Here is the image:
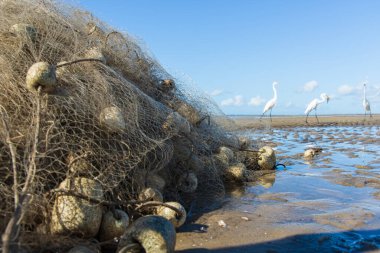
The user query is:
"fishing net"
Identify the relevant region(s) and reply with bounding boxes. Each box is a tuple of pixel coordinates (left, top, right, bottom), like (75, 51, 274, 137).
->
(0, 0, 249, 251)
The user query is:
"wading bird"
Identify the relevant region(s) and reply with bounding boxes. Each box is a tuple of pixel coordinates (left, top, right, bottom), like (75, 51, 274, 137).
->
(260, 81, 278, 121)
(363, 83, 372, 118)
(305, 93, 330, 123)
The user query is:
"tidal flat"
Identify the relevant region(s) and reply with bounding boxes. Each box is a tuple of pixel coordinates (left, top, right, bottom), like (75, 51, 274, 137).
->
(176, 115, 380, 253)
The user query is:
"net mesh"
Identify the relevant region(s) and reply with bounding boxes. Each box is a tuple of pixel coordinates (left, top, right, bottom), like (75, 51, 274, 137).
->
(0, 0, 248, 250)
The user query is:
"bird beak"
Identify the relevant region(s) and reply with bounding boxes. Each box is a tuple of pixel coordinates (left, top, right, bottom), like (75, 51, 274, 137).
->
(326, 96, 330, 103)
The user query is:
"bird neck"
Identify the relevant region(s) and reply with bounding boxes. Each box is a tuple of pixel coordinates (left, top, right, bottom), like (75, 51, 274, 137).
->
(273, 84, 277, 99)
(364, 85, 366, 99)
(317, 97, 325, 104)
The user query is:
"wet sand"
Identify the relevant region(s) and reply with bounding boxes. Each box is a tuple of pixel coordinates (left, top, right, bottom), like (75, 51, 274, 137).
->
(176, 205, 379, 253)
(232, 114, 380, 129)
(176, 115, 380, 253)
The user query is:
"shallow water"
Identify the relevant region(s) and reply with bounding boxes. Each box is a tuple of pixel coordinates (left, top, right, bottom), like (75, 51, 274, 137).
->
(238, 125, 380, 251)
(177, 125, 380, 252)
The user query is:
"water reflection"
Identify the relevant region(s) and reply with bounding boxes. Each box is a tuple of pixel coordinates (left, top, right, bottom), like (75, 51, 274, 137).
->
(237, 125, 380, 241)
(254, 172, 276, 188)
(226, 184, 245, 198)
(226, 170, 277, 197)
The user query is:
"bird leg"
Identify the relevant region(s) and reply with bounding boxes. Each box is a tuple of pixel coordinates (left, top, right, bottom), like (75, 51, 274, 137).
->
(314, 109, 319, 123)
(269, 109, 272, 122)
(305, 113, 309, 123)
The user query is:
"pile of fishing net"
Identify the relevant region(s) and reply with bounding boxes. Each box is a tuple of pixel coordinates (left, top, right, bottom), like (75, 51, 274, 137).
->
(0, 1, 276, 252)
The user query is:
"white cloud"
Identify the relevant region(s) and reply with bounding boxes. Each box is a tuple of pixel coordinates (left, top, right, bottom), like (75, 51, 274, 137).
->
(303, 80, 318, 92)
(220, 95, 244, 106)
(338, 85, 354, 95)
(209, 89, 223, 97)
(364, 85, 380, 103)
(248, 96, 265, 106)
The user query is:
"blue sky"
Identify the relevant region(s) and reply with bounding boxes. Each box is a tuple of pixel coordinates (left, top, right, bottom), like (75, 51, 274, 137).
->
(75, 0, 380, 115)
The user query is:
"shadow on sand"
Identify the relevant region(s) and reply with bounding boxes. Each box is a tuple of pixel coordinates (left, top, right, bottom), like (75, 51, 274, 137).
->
(176, 228, 380, 253)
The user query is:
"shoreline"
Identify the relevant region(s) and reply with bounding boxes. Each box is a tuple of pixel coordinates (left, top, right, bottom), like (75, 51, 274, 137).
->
(231, 114, 380, 129)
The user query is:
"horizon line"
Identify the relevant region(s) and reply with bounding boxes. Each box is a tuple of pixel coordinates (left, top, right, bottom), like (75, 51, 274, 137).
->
(227, 113, 378, 117)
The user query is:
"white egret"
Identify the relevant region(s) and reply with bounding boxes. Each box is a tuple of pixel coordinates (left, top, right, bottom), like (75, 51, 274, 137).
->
(305, 93, 330, 123)
(260, 81, 278, 121)
(363, 83, 372, 118)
